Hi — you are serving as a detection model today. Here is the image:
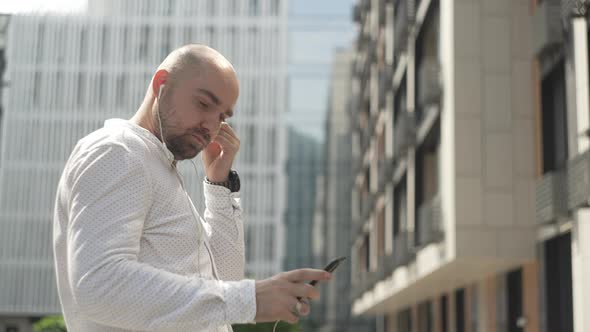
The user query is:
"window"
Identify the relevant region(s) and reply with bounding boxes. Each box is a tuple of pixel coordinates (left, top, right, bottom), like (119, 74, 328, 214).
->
(77, 73, 86, 107)
(441, 295, 448, 332)
(377, 208, 385, 257)
(36, 22, 45, 64)
(116, 74, 126, 107)
(393, 176, 407, 239)
(415, 0, 440, 121)
(101, 25, 109, 64)
(161, 26, 172, 59)
(541, 61, 568, 173)
(455, 288, 465, 332)
(544, 233, 573, 332)
(229, 0, 238, 16)
(265, 224, 275, 260)
(250, 79, 258, 115)
(206, 26, 216, 48)
(271, 0, 280, 16)
(33, 72, 41, 107)
(249, 0, 259, 16)
(507, 269, 523, 332)
(415, 121, 440, 246)
(268, 128, 276, 163)
(79, 27, 87, 64)
(418, 301, 433, 332)
(98, 73, 106, 107)
(364, 234, 370, 271)
(207, 0, 216, 16)
(139, 26, 150, 62)
(398, 308, 413, 332)
(470, 285, 479, 332)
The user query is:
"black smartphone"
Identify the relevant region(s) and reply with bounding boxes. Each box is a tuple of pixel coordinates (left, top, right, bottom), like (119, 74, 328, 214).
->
(309, 256, 347, 286)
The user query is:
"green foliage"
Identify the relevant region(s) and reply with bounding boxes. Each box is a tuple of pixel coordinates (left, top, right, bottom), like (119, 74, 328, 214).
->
(31, 315, 301, 332)
(232, 321, 300, 332)
(33, 316, 67, 332)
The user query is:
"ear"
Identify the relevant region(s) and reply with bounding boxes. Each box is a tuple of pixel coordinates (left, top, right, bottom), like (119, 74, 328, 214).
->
(152, 69, 169, 97)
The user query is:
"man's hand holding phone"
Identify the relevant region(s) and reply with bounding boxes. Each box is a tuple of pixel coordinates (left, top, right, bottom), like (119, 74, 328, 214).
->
(255, 269, 332, 324)
(254, 257, 346, 324)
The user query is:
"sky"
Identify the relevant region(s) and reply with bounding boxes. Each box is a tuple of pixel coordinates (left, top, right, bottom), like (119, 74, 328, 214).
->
(0, 0, 87, 14)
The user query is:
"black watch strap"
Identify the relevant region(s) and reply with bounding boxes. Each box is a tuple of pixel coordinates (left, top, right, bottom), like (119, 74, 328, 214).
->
(205, 170, 240, 192)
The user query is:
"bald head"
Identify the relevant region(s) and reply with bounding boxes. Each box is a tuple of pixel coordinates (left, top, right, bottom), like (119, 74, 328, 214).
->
(133, 44, 240, 160)
(156, 44, 237, 93)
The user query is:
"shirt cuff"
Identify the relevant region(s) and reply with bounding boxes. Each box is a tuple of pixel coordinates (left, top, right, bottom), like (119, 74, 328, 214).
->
(222, 279, 257, 324)
(204, 181, 241, 214)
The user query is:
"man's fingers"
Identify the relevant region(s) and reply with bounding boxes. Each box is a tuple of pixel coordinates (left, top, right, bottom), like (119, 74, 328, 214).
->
(290, 283, 320, 300)
(299, 299, 311, 316)
(219, 122, 238, 139)
(284, 311, 300, 325)
(214, 130, 239, 147)
(283, 268, 331, 283)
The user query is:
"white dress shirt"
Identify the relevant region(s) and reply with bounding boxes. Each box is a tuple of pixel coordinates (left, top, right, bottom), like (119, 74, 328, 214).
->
(53, 119, 256, 332)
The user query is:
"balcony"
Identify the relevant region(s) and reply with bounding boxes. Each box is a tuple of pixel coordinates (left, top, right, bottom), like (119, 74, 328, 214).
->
(361, 192, 377, 223)
(356, 254, 397, 299)
(364, 270, 380, 293)
(416, 59, 442, 112)
(416, 195, 443, 247)
(536, 168, 568, 224)
(393, 111, 416, 161)
(533, 0, 563, 56)
(567, 149, 590, 210)
(379, 64, 394, 110)
(378, 158, 394, 192)
(393, 0, 416, 62)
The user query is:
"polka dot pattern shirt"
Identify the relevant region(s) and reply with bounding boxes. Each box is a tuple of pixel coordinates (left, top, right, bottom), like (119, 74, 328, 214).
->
(53, 119, 256, 332)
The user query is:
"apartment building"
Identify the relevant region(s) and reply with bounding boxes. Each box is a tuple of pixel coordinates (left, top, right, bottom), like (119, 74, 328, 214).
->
(346, 0, 589, 331)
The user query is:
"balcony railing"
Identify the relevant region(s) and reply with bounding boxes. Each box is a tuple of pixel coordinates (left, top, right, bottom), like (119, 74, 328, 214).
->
(351, 270, 366, 300)
(567, 149, 590, 210)
(393, 231, 415, 267)
(536, 168, 568, 224)
(560, 0, 589, 26)
(416, 195, 443, 247)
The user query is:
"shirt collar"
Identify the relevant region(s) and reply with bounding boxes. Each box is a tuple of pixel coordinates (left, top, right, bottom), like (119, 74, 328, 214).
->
(104, 119, 176, 167)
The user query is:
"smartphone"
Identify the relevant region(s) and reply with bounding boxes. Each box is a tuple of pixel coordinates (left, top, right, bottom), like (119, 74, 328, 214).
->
(309, 256, 347, 286)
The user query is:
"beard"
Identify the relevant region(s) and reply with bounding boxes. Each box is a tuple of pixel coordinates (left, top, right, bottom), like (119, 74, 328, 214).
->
(155, 101, 211, 160)
(166, 132, 208, 160)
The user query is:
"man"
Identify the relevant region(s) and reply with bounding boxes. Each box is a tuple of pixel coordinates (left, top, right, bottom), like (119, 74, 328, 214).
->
(53, 44, 330, 331)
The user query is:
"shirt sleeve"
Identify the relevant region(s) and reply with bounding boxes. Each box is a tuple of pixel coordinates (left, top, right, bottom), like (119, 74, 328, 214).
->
(203, 182, 247, 282)
(65, 144, 256, 330)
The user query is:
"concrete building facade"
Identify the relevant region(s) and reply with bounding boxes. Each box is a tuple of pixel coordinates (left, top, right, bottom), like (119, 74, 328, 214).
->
(347, 0, 590, 331)
(0, 0, 287, 328)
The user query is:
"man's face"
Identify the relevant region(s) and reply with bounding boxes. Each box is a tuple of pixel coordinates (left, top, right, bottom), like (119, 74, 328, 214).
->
(157, 67, 239, 160)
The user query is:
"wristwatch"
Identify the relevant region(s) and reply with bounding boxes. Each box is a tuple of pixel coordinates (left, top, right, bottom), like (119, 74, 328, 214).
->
(205, 170, 240, 192)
